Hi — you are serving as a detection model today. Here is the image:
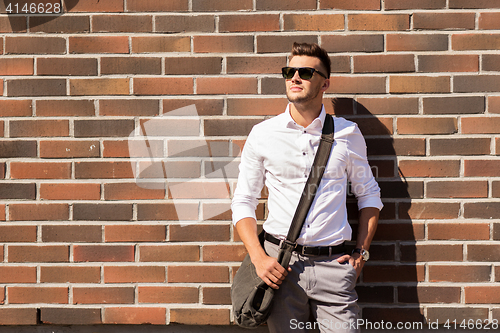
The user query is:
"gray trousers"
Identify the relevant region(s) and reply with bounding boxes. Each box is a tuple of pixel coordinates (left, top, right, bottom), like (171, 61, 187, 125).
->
(264, 240, 360, 333)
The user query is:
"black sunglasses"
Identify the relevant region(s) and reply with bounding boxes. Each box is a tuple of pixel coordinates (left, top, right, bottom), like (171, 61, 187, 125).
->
(281, 67, 328, 80)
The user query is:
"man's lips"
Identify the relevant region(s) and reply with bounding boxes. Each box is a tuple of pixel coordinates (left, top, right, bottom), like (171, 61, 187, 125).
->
(290, 85, 303, 92)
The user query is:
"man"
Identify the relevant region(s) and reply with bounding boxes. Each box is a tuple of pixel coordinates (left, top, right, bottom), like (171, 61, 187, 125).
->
(231, 42, 383, 333)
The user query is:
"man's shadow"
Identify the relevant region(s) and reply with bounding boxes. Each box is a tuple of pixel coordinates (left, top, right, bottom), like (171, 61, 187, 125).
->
(330, 98, 425, 327)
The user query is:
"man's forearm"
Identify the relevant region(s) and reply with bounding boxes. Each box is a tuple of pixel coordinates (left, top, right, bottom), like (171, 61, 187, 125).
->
(356, 207, 379, 250)
(235, 217, 267, 261)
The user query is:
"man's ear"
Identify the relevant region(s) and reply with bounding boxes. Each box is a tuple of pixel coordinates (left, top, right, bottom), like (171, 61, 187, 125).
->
(321, 79, 330, 92)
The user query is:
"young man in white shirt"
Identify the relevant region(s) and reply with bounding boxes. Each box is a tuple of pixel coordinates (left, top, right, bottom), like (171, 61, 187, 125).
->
(231, 42, 383, 333)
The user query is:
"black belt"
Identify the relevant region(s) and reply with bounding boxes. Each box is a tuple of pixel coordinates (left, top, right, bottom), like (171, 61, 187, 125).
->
(264, 232, 345, 256)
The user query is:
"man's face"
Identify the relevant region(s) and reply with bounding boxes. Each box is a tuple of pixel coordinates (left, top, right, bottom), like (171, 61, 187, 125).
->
(285, 55, 329, 105)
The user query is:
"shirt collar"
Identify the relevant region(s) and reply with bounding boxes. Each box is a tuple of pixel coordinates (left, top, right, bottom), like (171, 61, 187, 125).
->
(284, 104, 326, 133)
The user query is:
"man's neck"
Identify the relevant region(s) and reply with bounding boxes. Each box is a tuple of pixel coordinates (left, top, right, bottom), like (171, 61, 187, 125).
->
(289, 102, 323, 128)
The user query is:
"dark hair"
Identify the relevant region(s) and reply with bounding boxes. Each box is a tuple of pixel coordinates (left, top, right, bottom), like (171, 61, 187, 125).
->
(291, 42, 331, 78)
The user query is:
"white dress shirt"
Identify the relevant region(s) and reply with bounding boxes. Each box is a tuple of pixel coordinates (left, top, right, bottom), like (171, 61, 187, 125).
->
(231, 104, 383, 247)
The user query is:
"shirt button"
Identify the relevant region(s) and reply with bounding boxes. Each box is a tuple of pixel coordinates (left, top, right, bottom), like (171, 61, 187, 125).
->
(302, 152, 306, 155)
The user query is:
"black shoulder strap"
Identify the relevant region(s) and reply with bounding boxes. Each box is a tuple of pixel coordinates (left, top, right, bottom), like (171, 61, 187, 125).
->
(285, 113, 335, 243)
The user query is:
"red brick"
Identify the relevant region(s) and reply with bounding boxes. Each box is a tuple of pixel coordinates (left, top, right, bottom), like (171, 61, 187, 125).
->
(36, 99, 95, 117)
(399, 202, 461, 220)
(465, 286, 500, 304)
(133, 77, 193, 95)
(483, 54, 500, 71)
(104, 183, 165, 201)
(69, 36, 129, 54)
(168, 266, 229, 283)
(74, 201, 134, 220)
(167, 181, 230, 199)
(418, 55, 479, 72)
(0, 225, 36, 243)
(104, 266, 165, 283)
(468, 244, 500, 261)
(0, 267, 36, 283)
(70, 78, 130, 96)
(414, 13, 475, 30)
(429, 265, 491, 282)
(429, 223, 490, 240)
(65, 0, 124, 12)
(5, 36, 65, 54)
(390, 76, 450, 93)
(0, 99, 32, 117)
(104, 307, 165, 325)
(127, 0, 188, 11)
(453, 34, 500, 51)
(323, 35, 384, 53)
(283, 14, 344, 31)
(450, 0, 500, 8)
(40, 308, 101, 325)
(427, 181, 488, 198)
(131, 36, 190, 53)
(40, 140, 99, 159)
(105, 225, 166, 242)
(139, 245, 200, 262)
(0, 308, 37, 325)
(156, 15, 214, 33)
(74, 245, 135, 262)
(321, 0, 380, 9)
(256, 0, 316, 10)
(373, 222, 424, 242)
(0, 58, 33, 75)
(0, 16, 26, 32)
(101, 57, 161, 75)
(327, 76, 386, 94)
(165, 57, 222, 75)
(103, 139, 162, 158)
(354, 54, 415, 73)
(349, 14, 410, 31)
(29, 16, 89, 33)
(494, 181, 500, 197)
(40, 266, 101, 283)
(387, 34, 448, 51)
(385, 0, 446, 9)
(74, 119, 134, 138)
(92, 15, 152, 33)
(10, 162, 71, 179)
(42, 225, 102, 243)
(226, 98, 288, 116)
(0, 183, 35, 200)
(464, 203, 500, 219)
(8, 287, 68, 304)
(137, 203, 198, 221)
(397, 117, 457, 135)
(430, 138, 491, 156)
(219, 14, 279, 32)
(462, 116, 500, 134)
(138, 118, 199, 136)
(479, 13, 500, 30)
(464, 160, 500, 177)
(398, 286, 461, 304)
(356, 97, 418, 115)
(139, 286, 198, 303)
(401, 244, 463, 262)
(203, 287, 231, 305)
(257, 35, 318, 53)
(37, 57, 98, 76)
(423, 96, 485, 114)
(192, 0, 252, 11)
(7, 245, 69, 263)
(101, 99, 159, 117)
(10, 119, 69, 137)
(194, 36, 254, 53)
(367, 138, 426, 156)
(197, 78, 257, 95)
(202, 245, 247, 262)
(9, 203, 69, 221)
(73, 287, 134, 304)
(170, 308, 230, 325)
(399, 160, 460, 177)
(169, 225, 230, 242)
(7, 78, 66, 97)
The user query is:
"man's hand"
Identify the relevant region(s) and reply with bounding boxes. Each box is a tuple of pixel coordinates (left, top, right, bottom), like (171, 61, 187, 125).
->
(252, 252, 289, 289)
(337, 253, 364, 279)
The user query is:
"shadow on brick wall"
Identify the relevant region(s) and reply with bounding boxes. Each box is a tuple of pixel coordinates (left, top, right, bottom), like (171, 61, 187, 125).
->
(332, 98, 426, 327)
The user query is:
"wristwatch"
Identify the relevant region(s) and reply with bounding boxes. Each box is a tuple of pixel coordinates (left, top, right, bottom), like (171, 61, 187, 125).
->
(352, 248, 370, 262)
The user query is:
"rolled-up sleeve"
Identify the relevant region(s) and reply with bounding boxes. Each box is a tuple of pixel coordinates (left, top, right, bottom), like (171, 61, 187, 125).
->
(231, 130, 265, 225)
(346, 124, 384, 211)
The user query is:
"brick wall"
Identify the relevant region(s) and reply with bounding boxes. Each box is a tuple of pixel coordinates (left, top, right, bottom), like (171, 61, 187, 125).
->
(0, 0, 499, 327)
